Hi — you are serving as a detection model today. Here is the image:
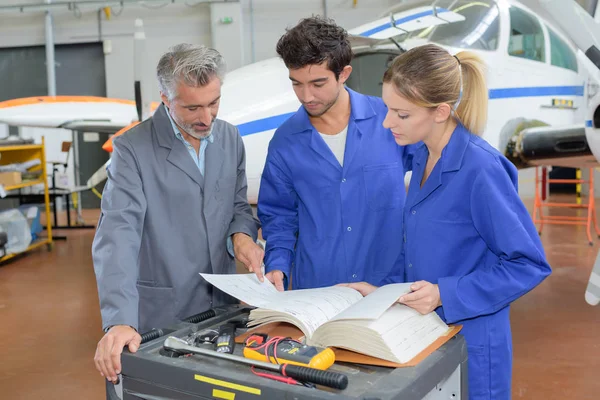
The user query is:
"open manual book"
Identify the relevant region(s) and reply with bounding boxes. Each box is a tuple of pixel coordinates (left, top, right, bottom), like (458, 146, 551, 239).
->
(200, 273, 460, 366)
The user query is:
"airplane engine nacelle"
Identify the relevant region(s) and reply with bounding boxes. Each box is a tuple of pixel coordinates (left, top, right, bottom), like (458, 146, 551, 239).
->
(585, 92, 600, 163)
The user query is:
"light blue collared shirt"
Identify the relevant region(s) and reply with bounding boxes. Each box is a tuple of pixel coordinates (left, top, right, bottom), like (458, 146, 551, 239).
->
(166, 108, 236, 256)
(166, 107, 214, 176)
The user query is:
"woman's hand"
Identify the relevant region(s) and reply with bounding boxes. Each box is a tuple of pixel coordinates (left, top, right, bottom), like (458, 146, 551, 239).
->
(398, 281, 442, 314)
(337, 282, 378, 296)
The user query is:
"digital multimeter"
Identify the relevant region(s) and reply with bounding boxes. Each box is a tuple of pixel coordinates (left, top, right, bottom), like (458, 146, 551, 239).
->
(243, 333, 335, 370)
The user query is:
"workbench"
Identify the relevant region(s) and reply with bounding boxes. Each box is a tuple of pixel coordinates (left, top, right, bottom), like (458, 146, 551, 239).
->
(118, 304, 468, 400)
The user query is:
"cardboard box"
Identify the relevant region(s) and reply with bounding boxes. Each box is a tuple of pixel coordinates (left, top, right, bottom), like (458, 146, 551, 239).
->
(0, 171, 22, 187)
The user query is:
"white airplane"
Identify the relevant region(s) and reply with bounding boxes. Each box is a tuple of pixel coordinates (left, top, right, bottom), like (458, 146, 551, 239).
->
(2, 1, 600, 306)
(0, 0, 597, 200)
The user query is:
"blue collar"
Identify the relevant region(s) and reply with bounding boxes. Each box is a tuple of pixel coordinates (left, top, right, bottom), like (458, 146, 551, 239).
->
(414, 123, 470, 173)
(284, 87, 376, 135)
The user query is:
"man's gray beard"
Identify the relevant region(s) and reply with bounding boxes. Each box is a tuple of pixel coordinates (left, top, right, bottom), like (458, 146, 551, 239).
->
(186, 124, 213, 140)
(170, 110, 213, 139)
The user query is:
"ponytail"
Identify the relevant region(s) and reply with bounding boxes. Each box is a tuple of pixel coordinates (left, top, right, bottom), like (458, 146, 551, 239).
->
(454, 51, 488, 136)
(383, 44, 489, 135)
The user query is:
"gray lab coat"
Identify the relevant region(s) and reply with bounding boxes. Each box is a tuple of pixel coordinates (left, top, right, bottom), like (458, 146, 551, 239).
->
(92, 104, 259, 333)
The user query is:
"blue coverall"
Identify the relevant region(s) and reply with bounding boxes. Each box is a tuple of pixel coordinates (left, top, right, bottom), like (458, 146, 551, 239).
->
(258, 88, 415, 289)
(385, 124, 551, 399)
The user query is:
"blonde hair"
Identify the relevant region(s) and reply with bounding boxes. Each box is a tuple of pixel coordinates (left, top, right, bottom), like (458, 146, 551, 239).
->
(382, 44, 488, 136)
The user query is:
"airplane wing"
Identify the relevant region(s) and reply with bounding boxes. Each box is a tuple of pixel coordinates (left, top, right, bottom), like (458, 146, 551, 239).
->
(0, 96, 158, 135)
(0, 96, 158, 154)
(348, 5, 465, 44)
(348, 35, 395, 49)
(0, 96, 136, 132)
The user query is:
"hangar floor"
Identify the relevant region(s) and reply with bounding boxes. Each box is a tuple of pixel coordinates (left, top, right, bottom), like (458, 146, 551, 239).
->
(0, 199, 599, 400)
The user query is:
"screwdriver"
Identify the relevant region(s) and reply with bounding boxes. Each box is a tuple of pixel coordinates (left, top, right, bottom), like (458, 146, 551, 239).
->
(163, 336, 348, 390)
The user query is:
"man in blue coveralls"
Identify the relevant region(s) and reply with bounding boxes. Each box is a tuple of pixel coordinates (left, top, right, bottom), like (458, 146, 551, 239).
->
(257, 16, 416, 291)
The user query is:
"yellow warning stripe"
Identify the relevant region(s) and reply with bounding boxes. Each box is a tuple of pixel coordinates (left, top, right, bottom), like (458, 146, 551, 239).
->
(213, 389, 236, 400)
(194, 374, 261, 395)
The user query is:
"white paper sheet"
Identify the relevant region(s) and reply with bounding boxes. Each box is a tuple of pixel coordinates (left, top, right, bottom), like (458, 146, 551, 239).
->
(330, 283, 414, 321)
(199, 273, 280, 308)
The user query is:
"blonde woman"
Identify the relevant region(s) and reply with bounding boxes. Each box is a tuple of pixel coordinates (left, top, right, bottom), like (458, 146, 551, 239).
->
(344, 44, 551, 400)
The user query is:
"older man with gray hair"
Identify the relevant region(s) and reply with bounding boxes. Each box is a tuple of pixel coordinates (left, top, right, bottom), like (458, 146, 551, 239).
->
(92, 44, 263, 393)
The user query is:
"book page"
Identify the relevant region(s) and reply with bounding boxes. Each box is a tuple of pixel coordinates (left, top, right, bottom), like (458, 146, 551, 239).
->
(330, 283, 413, 322)
(199, 273, 280, 308)
(373, 304, 450, 363)
(262, 286, 364, 337)
(200, 273, 363, 337)
(310, 303, 450, 364)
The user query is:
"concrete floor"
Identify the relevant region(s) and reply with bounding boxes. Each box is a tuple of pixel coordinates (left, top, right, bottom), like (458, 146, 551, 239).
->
(0, 201, 599, 400)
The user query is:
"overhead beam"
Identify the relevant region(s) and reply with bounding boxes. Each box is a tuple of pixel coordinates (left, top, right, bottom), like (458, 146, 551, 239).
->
(0, 0, 238, 14)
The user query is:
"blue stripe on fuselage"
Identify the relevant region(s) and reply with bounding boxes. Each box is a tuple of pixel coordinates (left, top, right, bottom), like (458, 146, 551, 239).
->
(236, 85, 585, 137)
(237, 112, 295, 137)
(488, 85, 584, 99)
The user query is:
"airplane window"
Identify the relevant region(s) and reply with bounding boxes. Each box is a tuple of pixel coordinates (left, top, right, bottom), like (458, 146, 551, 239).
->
(508, 6, 545, 63)
(548, 28, 578, 73)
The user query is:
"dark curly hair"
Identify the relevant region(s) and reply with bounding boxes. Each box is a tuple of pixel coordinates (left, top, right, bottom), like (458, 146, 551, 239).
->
(276, 16, 353, 80)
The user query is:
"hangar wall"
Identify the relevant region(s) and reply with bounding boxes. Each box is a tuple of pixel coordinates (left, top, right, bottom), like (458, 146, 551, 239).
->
(0, 0, 399, 102)
(0, 0, 592, 198)
(0, 0, 396, 186)
(0, 0, 399, 189)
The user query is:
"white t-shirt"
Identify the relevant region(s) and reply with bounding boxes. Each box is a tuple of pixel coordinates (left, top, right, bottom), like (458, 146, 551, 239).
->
(318, 125, 348, 167)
